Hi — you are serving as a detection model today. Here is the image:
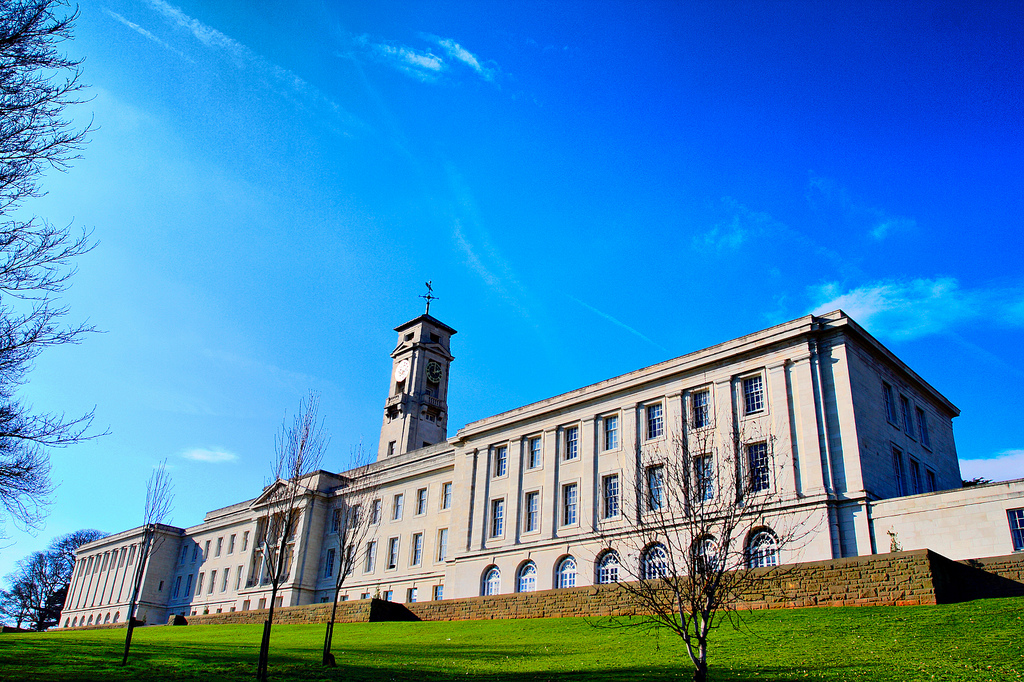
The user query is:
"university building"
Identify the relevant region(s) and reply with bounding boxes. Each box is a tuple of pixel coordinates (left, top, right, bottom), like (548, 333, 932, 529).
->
(59, 310, 1024, 628)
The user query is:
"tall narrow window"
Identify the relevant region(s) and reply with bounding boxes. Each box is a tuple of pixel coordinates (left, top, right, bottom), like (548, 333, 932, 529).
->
(416, 488, 428, 515)
(692, 389, 710, 428)
(483, 567, 500, 596)
(412, 533, 423, 566)
(696, 455, 715, 501)
(325, 549, 335, 578)
(491, 499, 505, 537)
(747, 442, 770, 492)
(222, 568, 230, 592)
(517, 562, 537, 592)
(562, 483, 578, 525)
(364, 541, 377, 573)
(525, 491, 539, 532)
(433, 585, 444, 600)
(926, 469, 937, 493)
(1008, 509, 1024, 552)
(494, 446, 508, 477)
(602, 474, 620, 519)
(646, 403, 664, 440)
(528, 436, 542, 469)
(184, 574, 193, 596)
(647, 465, 664, 511)
(900, 396, 914, 435)
(371, 499, 382, 523)
(392, 494, 404, 521)
(242, 531, 249, 552)
(917, 407, 931, 448)
(387, 538, 399, 570)
(604, 415, 619, 450)
(196, 573, 204, 596)
(441, 482, 452, 510)
(893, 447, 907, 496)
(564, 426, 579, 461)
(883, 382, 899, 424)
(172, 576, 181, 598)
(235, 566, 243, 590)
(228, 534, 236, 554)
(909, 458, 922, 495)
(743, 376, 765, 415)
(208, 570, 216, 594)
(215, 537, 223, 557)
(331, 508, 341, 533)
(437, 528, 448, 561)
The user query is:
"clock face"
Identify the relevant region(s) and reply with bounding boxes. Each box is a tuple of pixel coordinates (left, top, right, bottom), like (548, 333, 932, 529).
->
(395, 359, 411, 382)
(426, 360, 443, 384)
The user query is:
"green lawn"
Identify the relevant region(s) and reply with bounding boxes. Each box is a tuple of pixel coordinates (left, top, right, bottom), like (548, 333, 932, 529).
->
(1, 598, 1022, 681)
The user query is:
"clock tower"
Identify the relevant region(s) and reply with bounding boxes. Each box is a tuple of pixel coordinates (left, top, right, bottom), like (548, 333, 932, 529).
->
(377, 313, 457, 460)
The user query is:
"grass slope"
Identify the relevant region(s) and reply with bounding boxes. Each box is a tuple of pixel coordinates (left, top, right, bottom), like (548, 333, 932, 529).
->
(1, 598, 1022, 681)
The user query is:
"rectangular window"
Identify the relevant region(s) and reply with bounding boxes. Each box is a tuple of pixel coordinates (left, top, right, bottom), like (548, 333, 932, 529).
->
(647, 465, 664, 511)
(222, 568, 230, 592)
(525, 491, 539, 532)
(204, 540, 211, 561)
(604, 415, 619, 450)
(926, 469, 937, 493)
(494, 446, 508, 477)
(383, 590, 393, 602)
(387, 538, 399, 570)
(883, 382, 899, 424)
(893, 447, 906, 496)
(696, 455, 715, 501)
(743, 375, 765, 415)
(331, 508, 341, 533)
(191, 544, 199, 562)
(216, 537, 223, 557)
(437, 528, 448, 561)
(747, 442, 770, 492)
(235, 565, 243, 590)
(387, 441, 396, 456)
(441, 482, 452, 510)
(360, 593, 371, 600)
(412, 533, 423, 566)
(181, 544, 189, 562)
(208, 570, 216, 594)
(172, 576, 182, 598)
(364, 541, 377, 573)
(564, 426, 579, 461)
(407, 587, 417, 603)
(1008, 509, 1024, 552)
(901, 396, 914, 436)
(127, 545, 135, 565)
(562, 483, 578, 525)
(371, 499, 382, 523)
(416, 488, 428, 515)
(646, 403, 664, 440)
(491, 499, 505, 537)
(909, 458, 922, 495)
(602, 474, 620, 519)
(184, 574, 193, 596)
(917, 407, 931, 448)
(392, 494, 404, 521)
(242, 531, 249, 553)
(196, 573, 204, 596)
(325, 549, 335, 578)
(228, 534, 236, 554)
(528, 436, 542, 468)
(433, 585, 444, 601)
(692, 389, 710, 428)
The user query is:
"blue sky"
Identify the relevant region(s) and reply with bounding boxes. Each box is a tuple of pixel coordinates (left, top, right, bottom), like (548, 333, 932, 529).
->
(1, 0, 1022, 577)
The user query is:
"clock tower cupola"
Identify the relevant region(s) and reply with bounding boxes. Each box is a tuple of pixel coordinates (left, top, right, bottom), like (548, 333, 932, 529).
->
(377, 311, 456, 460)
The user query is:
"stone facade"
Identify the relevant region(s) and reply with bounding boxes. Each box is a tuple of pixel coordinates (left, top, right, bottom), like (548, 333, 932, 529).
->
(59, 310, 1024, 629)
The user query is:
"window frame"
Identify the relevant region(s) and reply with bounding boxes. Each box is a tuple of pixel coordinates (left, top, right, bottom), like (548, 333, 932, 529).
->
(523, 490, 541, 534)
(437, 527, 448, 562)
(646, 464, 665, 511)
(691, 388, 711, 429)
(746, 442, 770, 493)
(555, 556, 577, 589)
(562, 482, 579, 526)
(416, 487, 428, 516)
(883, 381, 900, 425)
(645, 402, 664, 441)
(386, 537, 400, 571)
(441, 482, 453, 510)
(392, 493, 404, 521)
(517, 561, 537, 593)
(493, 445, 508, 478)
(602, 473, 620, 520)
(602, 413, 620, 451)
(892, 446, 907, 497)
(527, 435, 542, 469)
(741, 373, 766, 416)
(596, 550, 620, 585)
(490, 498, 505, 538)
(563, 425, 579, 461)
(411, 532, 424, 566)
(900, 395, 915, 438)
(1008, 509, 1024, 552)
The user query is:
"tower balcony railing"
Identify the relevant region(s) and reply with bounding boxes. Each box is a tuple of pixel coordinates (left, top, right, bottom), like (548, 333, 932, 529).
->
(424, 395, 444, 409)
(385, 395, 403, 408)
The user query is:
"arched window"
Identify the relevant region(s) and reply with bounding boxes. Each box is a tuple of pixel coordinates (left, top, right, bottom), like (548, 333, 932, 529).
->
(67, 618, 73, 628)
(104, 613, 110, 623)
(112, 611, 120, 623)
(556, 556, 577, 589)
(693, 536, 720, 575)
(87, 615, 93, 625)
(747, 530, 779, 568)
(482, 566, 501, 595)
(641, 543, 669, 579)
(517, 562, 537, 593)
(596, 551, 619, 585)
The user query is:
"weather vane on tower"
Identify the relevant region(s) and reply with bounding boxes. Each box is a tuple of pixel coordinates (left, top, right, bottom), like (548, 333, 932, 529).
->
(420, 281, 438, 315)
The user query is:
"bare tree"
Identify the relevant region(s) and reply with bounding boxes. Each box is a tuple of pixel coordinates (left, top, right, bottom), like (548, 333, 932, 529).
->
(0, 0, 98, 538)
(598, 417, 814, 682)
(321, 446, 378, 667)
(256, 391, 328, 682)
(121, 460, 173, 665)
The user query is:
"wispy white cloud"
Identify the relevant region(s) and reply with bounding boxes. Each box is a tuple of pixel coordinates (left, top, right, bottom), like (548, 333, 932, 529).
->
(809, 277, 1024, 340)
(960, 450, 1024, 483)
(806, 172, 916, 241)
(103, 8, 192, 61)
(181, 447, 238, 464)
(143, 0, 359, 129)
(353, 33, 498, 83)
(569, 296, 667, 352)
(693, 198, 785, 251)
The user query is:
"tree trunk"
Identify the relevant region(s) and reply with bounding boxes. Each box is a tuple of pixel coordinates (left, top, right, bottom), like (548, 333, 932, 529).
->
(693, 662, 707, 682)
(322, 588, 340, 666)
